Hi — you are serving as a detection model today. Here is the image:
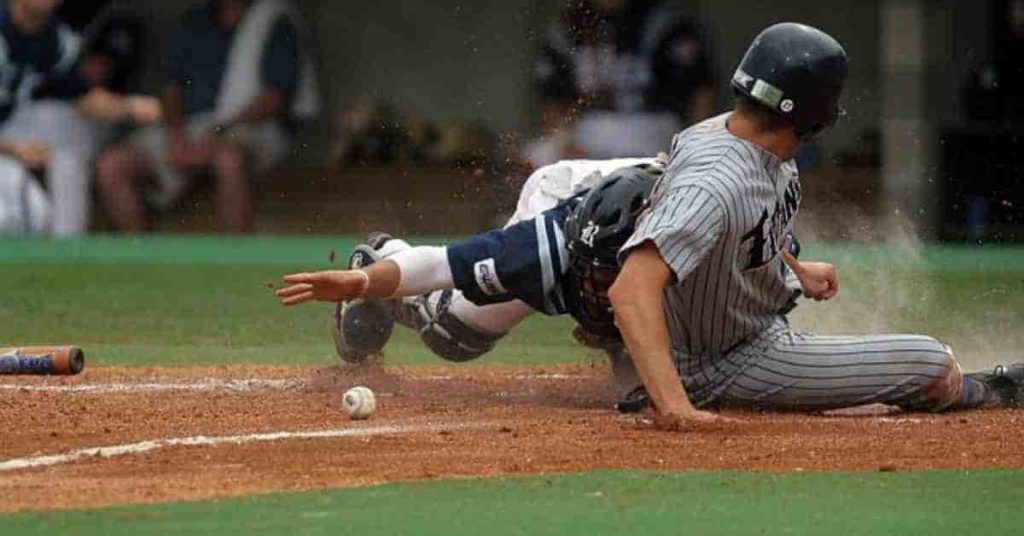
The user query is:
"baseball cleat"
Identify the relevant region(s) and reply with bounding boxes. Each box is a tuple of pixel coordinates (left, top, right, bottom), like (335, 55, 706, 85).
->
(968, 364, 1024, 408)
(331, 232, 408, 363)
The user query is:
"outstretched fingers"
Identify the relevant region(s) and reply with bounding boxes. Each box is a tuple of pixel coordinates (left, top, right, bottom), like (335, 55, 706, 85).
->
(275, 283, 313, 298)
(283, 272, 318, 284)
(280, 290, 316, 306)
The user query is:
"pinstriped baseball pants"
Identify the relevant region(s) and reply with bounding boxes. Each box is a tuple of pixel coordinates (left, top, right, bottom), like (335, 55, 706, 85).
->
(673, 319, 964, 412)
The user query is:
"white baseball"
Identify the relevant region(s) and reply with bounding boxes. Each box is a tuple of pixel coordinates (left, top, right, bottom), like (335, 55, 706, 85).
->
(342, 386, 377, 420)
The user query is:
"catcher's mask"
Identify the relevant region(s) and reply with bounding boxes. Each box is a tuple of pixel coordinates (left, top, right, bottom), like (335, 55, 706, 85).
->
(564, 163, 660, 338)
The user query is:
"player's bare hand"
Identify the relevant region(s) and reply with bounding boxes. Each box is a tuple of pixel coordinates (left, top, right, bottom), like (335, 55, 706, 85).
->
(12, 141, 50, 170)
(126, 96, 162, 125)
(275, 270, 370, 306)
(795, 261, 839, 301)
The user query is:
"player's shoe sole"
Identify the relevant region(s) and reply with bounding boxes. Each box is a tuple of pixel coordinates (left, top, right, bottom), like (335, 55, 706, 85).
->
(331, 233, 399, 364)
(968, 363, 1024, 408)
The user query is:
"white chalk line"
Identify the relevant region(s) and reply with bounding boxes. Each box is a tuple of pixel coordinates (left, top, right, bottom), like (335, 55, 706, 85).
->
(0, 373, 584, 395)
(0, 421, 487, 473)
(0, 378, 301, 394)
(421, 373, 584, 381)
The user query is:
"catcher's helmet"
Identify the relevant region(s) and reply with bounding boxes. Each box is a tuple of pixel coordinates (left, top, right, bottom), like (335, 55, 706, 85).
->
(564, 164, 660, 338)
(731, 22, 848, 140)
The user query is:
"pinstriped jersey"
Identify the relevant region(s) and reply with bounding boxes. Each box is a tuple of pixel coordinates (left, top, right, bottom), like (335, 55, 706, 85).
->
(620, 112, 803, 356)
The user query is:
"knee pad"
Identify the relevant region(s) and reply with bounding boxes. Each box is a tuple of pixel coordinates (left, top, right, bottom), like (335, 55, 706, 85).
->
(416, 290, 503, 363)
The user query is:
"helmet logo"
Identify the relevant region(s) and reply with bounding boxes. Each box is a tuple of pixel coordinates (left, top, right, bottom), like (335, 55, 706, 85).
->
(751, 79, 784, 109)
(580, 221, 600, 247)
(780, 99, 794, 113)
(732, 69, 754, 89)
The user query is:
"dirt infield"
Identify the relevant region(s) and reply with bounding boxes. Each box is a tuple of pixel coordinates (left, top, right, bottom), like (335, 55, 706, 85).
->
(1, 364, 1022, 513)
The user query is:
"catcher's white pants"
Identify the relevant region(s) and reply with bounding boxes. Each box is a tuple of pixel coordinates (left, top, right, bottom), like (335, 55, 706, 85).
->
(1, 100, 111, 236)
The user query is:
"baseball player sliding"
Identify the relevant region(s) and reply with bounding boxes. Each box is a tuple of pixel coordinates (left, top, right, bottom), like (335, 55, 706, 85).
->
(275, 22, 1024, 429)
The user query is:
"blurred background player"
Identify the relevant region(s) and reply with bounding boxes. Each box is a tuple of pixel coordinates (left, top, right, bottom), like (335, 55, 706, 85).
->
(95, 0, 320, 234)
(524, 0, 715, 167)
(0, 0, 160, 236)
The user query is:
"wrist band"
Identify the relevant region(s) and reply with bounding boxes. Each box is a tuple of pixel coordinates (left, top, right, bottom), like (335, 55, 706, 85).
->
(355, 270, 371, 297)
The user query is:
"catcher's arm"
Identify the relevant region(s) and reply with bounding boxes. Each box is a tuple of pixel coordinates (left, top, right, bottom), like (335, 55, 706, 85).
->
(275, 246, 452, 306)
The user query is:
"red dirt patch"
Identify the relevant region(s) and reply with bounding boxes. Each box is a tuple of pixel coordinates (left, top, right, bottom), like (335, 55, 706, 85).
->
(0, 364, 1022, 512)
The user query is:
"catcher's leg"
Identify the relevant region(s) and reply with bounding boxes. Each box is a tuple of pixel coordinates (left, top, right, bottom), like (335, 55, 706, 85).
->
(395, 290, 533, 362)
(680, 323, 1001, 412)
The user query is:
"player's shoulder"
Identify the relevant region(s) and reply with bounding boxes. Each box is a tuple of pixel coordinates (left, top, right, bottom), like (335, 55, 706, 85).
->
(662, 114, 773, 201)
(668, 114, 749, 171)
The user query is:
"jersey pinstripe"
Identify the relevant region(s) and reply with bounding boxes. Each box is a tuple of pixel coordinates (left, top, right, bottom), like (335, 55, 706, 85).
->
(621, 112, 802, 356)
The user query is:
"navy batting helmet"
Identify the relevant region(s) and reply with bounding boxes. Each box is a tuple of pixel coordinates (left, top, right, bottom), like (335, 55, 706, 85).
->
(731, 22, 848, 140)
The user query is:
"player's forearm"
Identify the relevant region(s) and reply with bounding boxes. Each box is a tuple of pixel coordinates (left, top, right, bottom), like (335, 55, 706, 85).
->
(610, 283, 698, 415)
(360, 260, 402, 298)
(277, 246, 454, 306)
(609, 245, 699, 415)
(358, 246, 454, 299)
(384, 246, 454, 296)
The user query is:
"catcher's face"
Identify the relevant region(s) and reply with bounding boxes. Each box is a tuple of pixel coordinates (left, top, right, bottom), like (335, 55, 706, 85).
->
(579, 265, 618, 315)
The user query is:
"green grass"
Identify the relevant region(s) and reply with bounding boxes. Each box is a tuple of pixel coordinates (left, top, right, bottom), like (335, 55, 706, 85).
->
(0, 236, 1021, 368)
(6, 470, 1024, 535)
(0, 236, 584, 366)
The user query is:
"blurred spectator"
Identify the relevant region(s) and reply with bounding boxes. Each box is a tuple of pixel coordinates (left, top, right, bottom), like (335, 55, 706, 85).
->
(96, 0, 320, 234)
(14, 0, 147, 234)
(526, 0, 715, 166)
(58, 0, 145, 94)
(0, 0, 160, 237)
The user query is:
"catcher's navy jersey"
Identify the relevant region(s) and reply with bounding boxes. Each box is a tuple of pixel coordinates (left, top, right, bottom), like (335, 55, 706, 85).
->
(448, 200, 577, 315)
(0, 7, 91, 123)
